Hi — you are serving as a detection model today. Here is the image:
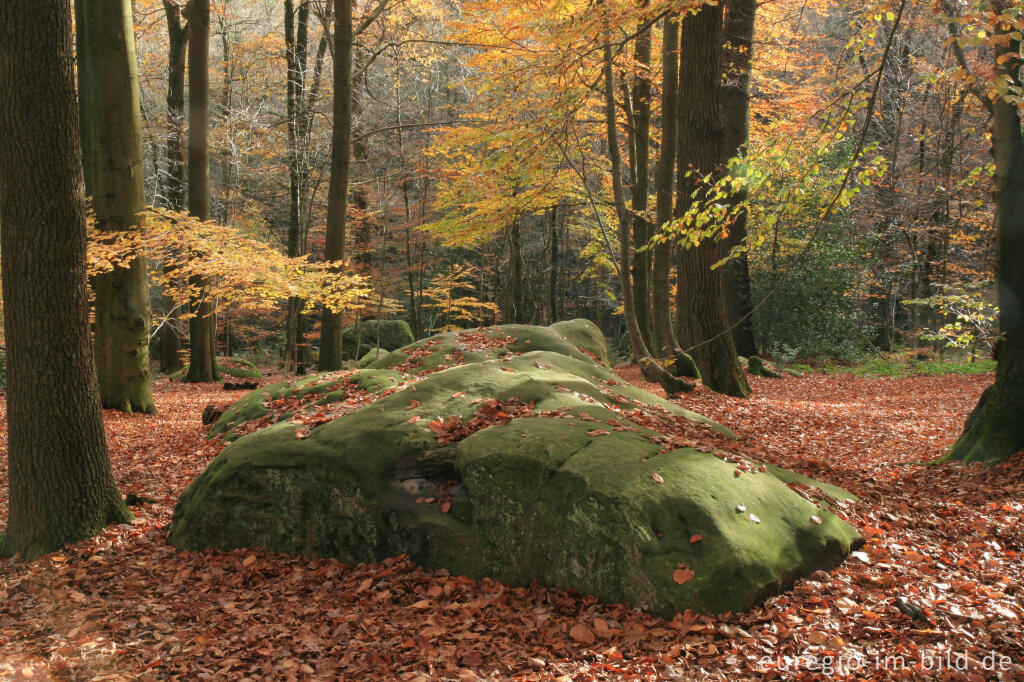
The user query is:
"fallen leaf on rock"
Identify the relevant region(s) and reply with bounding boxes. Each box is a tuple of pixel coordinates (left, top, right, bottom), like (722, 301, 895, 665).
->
(690, 534, 703, 544)
(652, 473, 664, 484)
(672, 565, 695, 585)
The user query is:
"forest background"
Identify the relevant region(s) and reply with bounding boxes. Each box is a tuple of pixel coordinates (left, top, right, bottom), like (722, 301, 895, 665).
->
(0, 0, 999, 386)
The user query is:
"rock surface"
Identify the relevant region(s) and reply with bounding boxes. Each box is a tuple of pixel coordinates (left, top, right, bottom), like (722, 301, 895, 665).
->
(171, 321, 860, 615)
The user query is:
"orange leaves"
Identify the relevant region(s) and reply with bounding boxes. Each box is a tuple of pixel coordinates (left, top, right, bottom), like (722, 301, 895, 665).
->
(672, 563, 695, 586)
(87, 207, 375, 323)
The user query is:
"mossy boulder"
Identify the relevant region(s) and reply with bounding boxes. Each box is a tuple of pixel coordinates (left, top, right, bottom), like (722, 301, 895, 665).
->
(366, 319, 607, 374)
(173, 327, 861, 615)
(748, 356, 783, 379)
(209, 368, 406, 441)
(358, 347, 389, 367)
(341, 319, 415, 359)
(169, 356, 262, 382)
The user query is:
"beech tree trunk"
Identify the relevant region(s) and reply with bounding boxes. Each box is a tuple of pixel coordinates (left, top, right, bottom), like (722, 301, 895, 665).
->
(184, 0, 219, 383)
(509, 219, 524, 322)
(77, 0, 156, 413)
(284, 0, 316, 374)
(549, 204, 560, 324)
(602, 28, 693, 396)
(674, 2, 750, 397)
(719, 0, 758, 357)
(630, 19, 653, 348)
(158, 0, 188, 373)
(0, 0, 132, 560)
(651, 15, 679, 356)
(945, 6, 1023, 463)
(320, 0, 353, 371)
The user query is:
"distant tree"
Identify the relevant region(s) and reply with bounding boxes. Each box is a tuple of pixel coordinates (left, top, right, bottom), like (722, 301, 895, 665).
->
(184, 0, 219, 383)
(76, 0, 156, 413)
(0, 0, 132, 560)
(157, 0, 189, 373)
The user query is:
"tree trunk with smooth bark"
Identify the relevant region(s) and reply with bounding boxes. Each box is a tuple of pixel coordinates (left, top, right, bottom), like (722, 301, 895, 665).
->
(320, 0, 353, 371)
(651, 15, 679, 356)
(719, 0, 758, 357)
(158, 0, 188, 373)
(602, 32, 693, 396)
(184, 0, 219, 383)
(77, 0, 156, 413)
(0, 0, 132, 560)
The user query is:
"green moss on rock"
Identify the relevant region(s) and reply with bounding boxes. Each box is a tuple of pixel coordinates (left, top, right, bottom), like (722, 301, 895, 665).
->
(748, 356, 783, 379)
(209, 368, 405, 440)
(173, 338, 860, 615)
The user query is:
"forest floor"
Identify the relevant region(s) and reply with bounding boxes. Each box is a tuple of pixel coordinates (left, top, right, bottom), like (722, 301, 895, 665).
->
(0, 369, 1022, 680)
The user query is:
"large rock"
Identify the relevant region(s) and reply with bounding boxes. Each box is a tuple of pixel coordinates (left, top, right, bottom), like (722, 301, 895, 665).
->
(341, 319, 414, 359)
(366, 319, 608, 372)
(171, 324, 860, 615)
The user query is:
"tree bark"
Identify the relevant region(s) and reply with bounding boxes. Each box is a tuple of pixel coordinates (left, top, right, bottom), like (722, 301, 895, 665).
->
(158, 0, 188, 373)
(945, 5, 1024, 463)
(549, 204, 560, 324)
(0, 0, 132, 560)
(674, 2, 749, 397)
(284, 0, 313, 373)
(651, 15, 679, 356)
(718, 0, 758, 357)
(320, 0, 353, 371)
(603, 28, 693, 395)
(184, 0, 219, 383)
(630, 17, 653, 348)
(77, 0, 156, 413)
(509, 219, 524, 322)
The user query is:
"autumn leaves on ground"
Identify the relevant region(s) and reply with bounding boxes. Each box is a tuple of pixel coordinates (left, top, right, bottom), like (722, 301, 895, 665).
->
(0, 370, 1019, 681)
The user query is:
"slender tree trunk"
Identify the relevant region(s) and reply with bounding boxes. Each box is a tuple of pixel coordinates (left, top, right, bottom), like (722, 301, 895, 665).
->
(601, 23, 693, 395)
(719, 0, 758, 357)
(674, 2, 750, 397)
(184, 0, 219, 383)
(320, 0, 353, 371)
(651, 15, 679, 356)
(945, 4, 1024, 463)
(630, 17, 653, 348)
(159, 0, 188, 373)
(0, 0, 132, 560)
(285, 0, 311, 373)
(509, 219, 524, 323)
(77, 0, 156, 414)
(549, 204, 560, 324)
